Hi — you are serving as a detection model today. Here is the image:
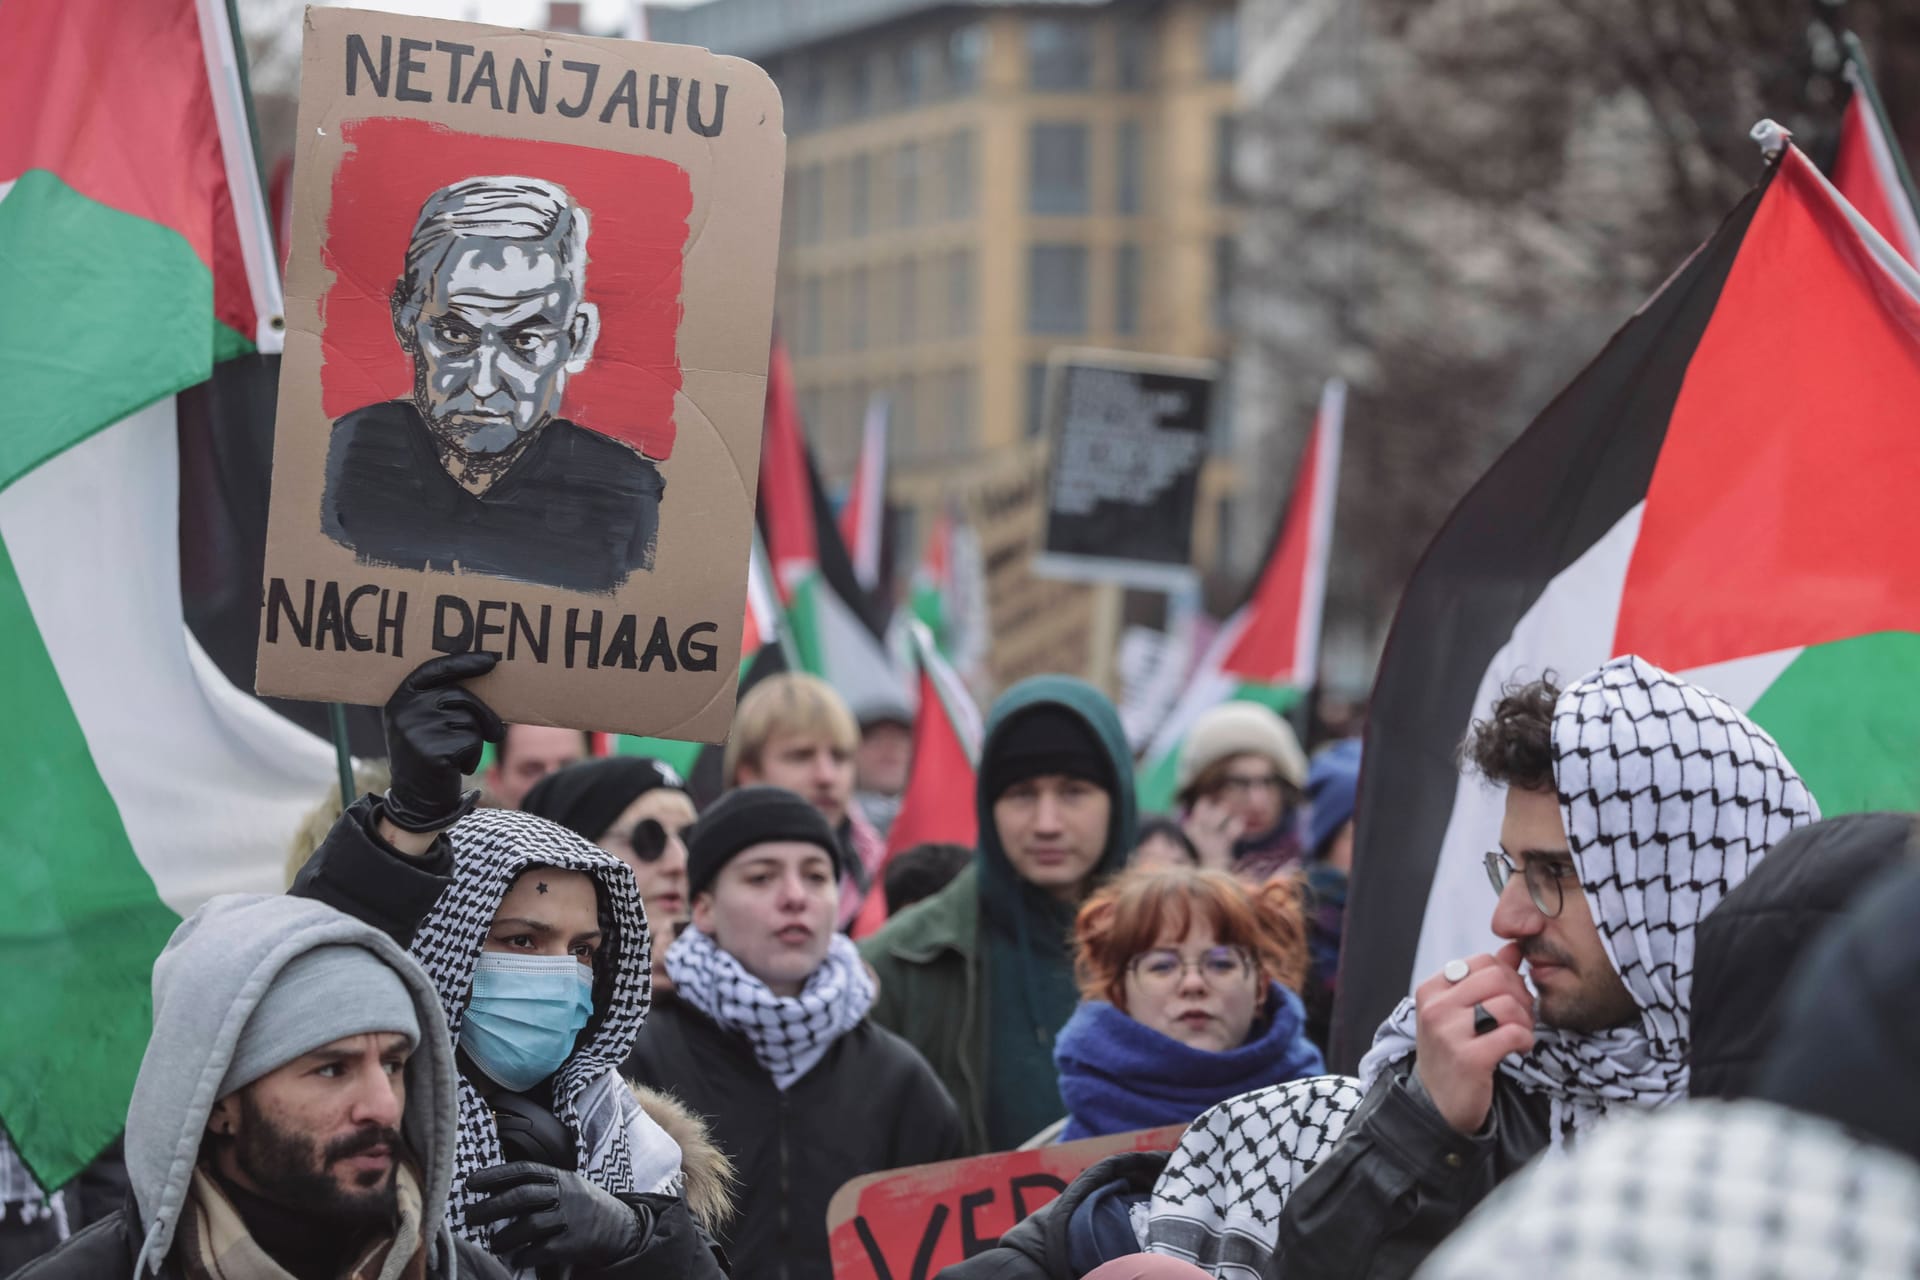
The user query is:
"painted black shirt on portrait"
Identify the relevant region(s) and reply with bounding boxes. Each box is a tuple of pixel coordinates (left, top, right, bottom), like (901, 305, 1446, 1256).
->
(322, 399, 664, 595)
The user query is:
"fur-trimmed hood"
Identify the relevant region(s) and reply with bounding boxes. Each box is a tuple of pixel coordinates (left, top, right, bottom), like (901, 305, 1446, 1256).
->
(628, 1083, 736, 1232)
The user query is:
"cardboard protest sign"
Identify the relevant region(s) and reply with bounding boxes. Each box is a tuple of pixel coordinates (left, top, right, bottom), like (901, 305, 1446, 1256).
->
(827, 1125, 1186, 1280)
(1033, 349, 1217, 592)
(256, 8, 783, 740)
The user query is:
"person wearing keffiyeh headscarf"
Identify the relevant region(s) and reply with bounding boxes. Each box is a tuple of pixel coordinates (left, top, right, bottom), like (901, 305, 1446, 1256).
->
(288, 654, 726, 1280)
(1141, 656, 1817, 1280)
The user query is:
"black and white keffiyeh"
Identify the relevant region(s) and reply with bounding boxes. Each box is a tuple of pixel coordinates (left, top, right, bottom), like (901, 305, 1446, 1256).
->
(1362, 656, 1819, 1143)
(408, 808, 683, 1243)
(1142, 1076, 1367, 1280)
(1415, 1100, 1920, 1278)
(666, 924, 875, 1090)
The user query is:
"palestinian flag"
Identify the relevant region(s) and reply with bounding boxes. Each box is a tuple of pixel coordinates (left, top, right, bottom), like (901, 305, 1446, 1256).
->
(1832, 33, 1920, 268)
(1136, 380, 1345, 811)
(837, 391, 888, 594)
(1, 0, 341, 1187)
(760, 338, 908, 714)
(850, 621, 983, 937)
(613, 535, 787, 797)
(1332, 139, 1920, 1070)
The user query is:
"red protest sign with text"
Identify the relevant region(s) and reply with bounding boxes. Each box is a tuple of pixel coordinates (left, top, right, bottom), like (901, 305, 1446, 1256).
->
(827, 1126, 1186, 1280)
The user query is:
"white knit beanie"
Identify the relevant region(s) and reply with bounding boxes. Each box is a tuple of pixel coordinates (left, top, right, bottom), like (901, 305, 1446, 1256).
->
(1175, 701, 1309, 795)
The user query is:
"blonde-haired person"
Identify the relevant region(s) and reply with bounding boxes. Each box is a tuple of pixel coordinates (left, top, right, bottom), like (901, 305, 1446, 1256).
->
(724, 672, 885, 929)
(1053, 866, 1324, 1142)
(1175, 701, 1310, 881)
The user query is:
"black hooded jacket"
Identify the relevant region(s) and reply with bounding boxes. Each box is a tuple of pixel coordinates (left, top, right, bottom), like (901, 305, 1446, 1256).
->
(1690, 812, 1918, 1100)
(1756, 856, 1920, 1164)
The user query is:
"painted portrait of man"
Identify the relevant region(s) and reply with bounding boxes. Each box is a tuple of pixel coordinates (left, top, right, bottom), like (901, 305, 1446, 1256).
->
(321, 175, 664, 594)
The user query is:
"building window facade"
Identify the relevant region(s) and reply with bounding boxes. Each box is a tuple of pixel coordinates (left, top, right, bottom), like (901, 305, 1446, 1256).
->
(896, 142, 920, 227)
(850, 265, 870, 351)
(1029, 122, 1090, 215)
(945, 131, 975, 218)
(946, 249, 974, 336)
(1028, 244, 1088, 334)
(850, 152, 870, 235)
(1116, 120, 1143, 215)
(1212, 235, 1234, 329)
(948, 24, 986, 93)
(1115, 243, 1140, 335)
(1026, 361, 1051, 438)
(1027, 17, 1093, 91)
(1205, 9, 1237, 81)
(1117, 17, 1153, 89)
(1215, 114, 1239, 202)
(898, 258, 918, 344)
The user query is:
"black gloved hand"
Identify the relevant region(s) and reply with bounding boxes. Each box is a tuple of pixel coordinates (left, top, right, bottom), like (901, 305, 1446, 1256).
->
(466, 1162, 649, 1269)
(381, 652, 504, 833)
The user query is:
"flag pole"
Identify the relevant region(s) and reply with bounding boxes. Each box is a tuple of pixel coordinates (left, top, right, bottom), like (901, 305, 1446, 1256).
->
(327, 704, 356, 806)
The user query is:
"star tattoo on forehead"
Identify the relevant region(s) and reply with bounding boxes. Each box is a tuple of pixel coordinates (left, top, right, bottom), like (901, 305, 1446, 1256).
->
(536, 881, 549, 895)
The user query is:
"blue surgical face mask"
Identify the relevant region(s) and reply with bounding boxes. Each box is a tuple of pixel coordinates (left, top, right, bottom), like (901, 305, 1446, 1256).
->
(459, 953, 596, 1093)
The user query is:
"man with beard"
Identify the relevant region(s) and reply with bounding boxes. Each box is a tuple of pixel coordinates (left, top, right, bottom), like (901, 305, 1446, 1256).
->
(18, 893, 508, 1279)
(322, 176, 664, 595)
(1264, 656, 1819, 1279)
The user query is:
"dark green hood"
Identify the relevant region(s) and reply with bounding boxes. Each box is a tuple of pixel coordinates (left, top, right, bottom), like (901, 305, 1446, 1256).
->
(974, 673, 1138, 907)
(972, 675, 1135, 1147)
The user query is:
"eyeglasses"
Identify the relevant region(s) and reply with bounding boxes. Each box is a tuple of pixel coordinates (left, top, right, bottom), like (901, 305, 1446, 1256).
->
(1127, 946, 1255, 992)
(1219, 774, 1285, 796)
(629, 818, 672, 864)
(1483, 850, 1577, 919)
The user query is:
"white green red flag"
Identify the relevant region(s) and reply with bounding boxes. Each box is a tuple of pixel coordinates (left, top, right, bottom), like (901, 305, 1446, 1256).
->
(851, 621, 982, 937)
(1, 0, 340, 1187)
(1334, 138, 1920, 1069)
(759, 338, 908, 714)
(838, 392, 888, 594)
(1831, 34, 1920, 268)
(1136, 379, 1345, 811)
(614, 534, 784, 777)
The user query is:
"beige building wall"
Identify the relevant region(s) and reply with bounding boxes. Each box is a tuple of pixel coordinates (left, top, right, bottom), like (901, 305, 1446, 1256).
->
(734, 0, 1244, 688)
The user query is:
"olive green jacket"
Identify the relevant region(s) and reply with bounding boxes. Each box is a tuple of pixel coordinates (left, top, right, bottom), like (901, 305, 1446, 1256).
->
(862, 864, 988, 1151)
(861, 675, 1137, 1154)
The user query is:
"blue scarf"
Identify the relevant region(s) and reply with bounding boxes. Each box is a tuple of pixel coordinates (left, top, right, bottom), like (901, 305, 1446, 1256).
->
(1054, 983, 1325, 1142)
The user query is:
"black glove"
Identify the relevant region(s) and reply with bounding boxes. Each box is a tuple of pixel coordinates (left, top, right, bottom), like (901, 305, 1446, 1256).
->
(381, 652, 504, 833)
(466, 1162, 648, 1269)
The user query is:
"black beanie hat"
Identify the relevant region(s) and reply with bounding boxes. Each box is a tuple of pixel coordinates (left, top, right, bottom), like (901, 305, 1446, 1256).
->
(521, 756, 685, 842)
(978, 704, 1112, 805)
(687, 786, 842, 899)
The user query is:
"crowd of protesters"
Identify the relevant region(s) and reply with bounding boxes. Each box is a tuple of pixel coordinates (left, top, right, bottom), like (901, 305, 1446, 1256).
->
(6, 643, 1917, 1280)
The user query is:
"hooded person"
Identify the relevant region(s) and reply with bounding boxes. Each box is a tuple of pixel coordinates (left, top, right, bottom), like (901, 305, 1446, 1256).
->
(862, 676, 1138, 1154)
(1300, 739, 1361, 1053)
(1137, 656, 1816, 1280)
(521, 757, 697, 995)
(1756, 856, 1920, 1165)
(625, 786, 962, 1280)
(287, 655, 725, 1279)
(1687, 812, 1918, 1102)
(16, 893, 511, 1280)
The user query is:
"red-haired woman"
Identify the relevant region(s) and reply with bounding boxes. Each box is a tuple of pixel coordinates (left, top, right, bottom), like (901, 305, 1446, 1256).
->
(1053, 866, 1324, 1142)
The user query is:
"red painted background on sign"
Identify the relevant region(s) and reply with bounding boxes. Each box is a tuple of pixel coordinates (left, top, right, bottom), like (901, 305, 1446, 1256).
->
(319, 116, 691, 459)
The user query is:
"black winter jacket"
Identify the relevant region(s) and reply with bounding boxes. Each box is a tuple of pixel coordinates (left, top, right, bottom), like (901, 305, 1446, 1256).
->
(1271, 1061, 1549, 1280)
(288, 797, 730, 1280)
(1691, 811, 1916, 1100)
(935, 1151, 1171, 1280)
(1757, 856, 1920, 1164)
(12, 1195, 510, 1280)
(625, 995, 964, 1280)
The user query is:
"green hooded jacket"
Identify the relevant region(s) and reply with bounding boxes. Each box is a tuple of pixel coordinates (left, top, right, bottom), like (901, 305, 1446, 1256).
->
(861, 675, 1137, 1153)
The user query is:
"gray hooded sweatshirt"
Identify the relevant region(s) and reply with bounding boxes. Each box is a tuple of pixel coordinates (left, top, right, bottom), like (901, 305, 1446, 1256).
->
(122, 894, 465, 1278)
